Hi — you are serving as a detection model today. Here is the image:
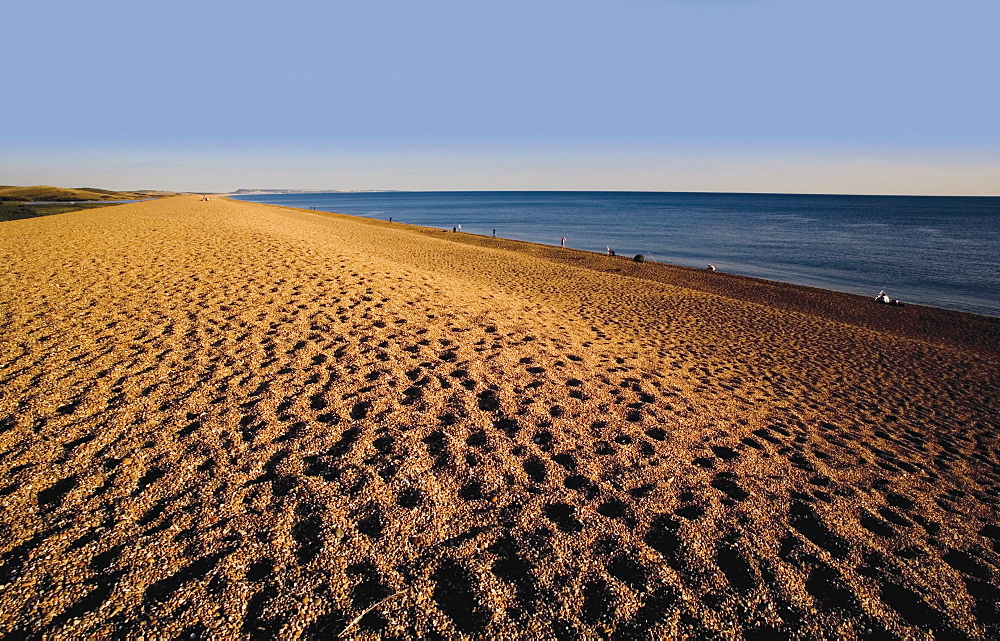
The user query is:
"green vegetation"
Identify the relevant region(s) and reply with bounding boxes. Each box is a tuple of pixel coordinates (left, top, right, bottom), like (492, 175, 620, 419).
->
(0, 201, 126, 222)
(0, 184, 172, 221)
(73, 187, 123, 196)
(0, 184, 154, 202)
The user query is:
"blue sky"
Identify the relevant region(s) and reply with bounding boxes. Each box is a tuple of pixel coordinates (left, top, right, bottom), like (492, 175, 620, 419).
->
(2, 0, 998, 194)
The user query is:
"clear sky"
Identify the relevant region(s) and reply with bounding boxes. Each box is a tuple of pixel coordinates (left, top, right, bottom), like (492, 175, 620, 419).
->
(2, 0, 998, 194)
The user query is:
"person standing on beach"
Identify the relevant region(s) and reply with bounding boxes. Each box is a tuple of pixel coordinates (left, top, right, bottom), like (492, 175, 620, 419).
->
(458, 224, 461, 232)
(561, 236, 567, 247)
(493, 228, 496, 237)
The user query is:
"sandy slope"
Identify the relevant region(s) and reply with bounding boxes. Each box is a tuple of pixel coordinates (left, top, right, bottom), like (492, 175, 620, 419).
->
(0, 195, 998, 639)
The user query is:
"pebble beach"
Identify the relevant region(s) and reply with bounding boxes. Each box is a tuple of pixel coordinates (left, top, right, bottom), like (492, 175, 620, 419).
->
(1, 195, 998, 639)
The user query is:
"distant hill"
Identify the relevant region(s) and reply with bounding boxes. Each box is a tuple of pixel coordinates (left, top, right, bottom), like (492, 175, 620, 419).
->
(0, 185, 167, 202)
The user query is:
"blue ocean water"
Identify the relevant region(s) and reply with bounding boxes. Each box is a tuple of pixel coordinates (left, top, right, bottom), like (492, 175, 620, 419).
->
(232, 192, 1000, 318)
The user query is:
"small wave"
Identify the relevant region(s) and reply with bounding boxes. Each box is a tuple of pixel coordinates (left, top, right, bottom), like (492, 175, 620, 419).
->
(756, 214, 818, 223)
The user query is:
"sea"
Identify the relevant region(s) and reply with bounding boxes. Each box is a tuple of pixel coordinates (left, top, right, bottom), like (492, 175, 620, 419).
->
(231, 192, 1000, 318)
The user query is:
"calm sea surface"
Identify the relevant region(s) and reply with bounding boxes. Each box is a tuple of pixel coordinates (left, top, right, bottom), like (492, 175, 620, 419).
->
(232, 192, 1000, 318)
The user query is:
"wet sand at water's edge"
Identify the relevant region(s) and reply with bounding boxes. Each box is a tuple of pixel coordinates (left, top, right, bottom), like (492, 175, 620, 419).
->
(1, 195, 998, 639)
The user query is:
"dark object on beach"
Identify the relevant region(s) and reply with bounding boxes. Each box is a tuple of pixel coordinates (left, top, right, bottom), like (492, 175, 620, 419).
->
(874, 290, 905, 306)
(633, 254, 645, 263)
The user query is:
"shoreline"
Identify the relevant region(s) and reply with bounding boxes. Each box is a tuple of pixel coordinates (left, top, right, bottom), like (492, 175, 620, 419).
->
(227, 190, 1000, 321)
(226, 195, 1000, 356)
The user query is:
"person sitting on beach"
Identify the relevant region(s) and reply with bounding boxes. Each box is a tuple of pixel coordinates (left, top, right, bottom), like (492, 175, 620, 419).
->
(875, 290, 891, 304)
(707, 264, 715, 271)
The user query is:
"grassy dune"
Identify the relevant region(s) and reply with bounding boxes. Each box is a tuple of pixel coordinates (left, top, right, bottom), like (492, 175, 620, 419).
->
(0, 184, 173, 223)
(0, 185, 164, 202)
(0, 195, 997, 639)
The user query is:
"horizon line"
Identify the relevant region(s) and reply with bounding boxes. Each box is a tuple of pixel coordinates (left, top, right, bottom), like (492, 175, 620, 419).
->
(222, 188, 1000, 198)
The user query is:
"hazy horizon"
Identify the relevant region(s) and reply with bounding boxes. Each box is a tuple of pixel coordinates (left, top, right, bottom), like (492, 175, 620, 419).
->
(5, 150, 999, 197)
